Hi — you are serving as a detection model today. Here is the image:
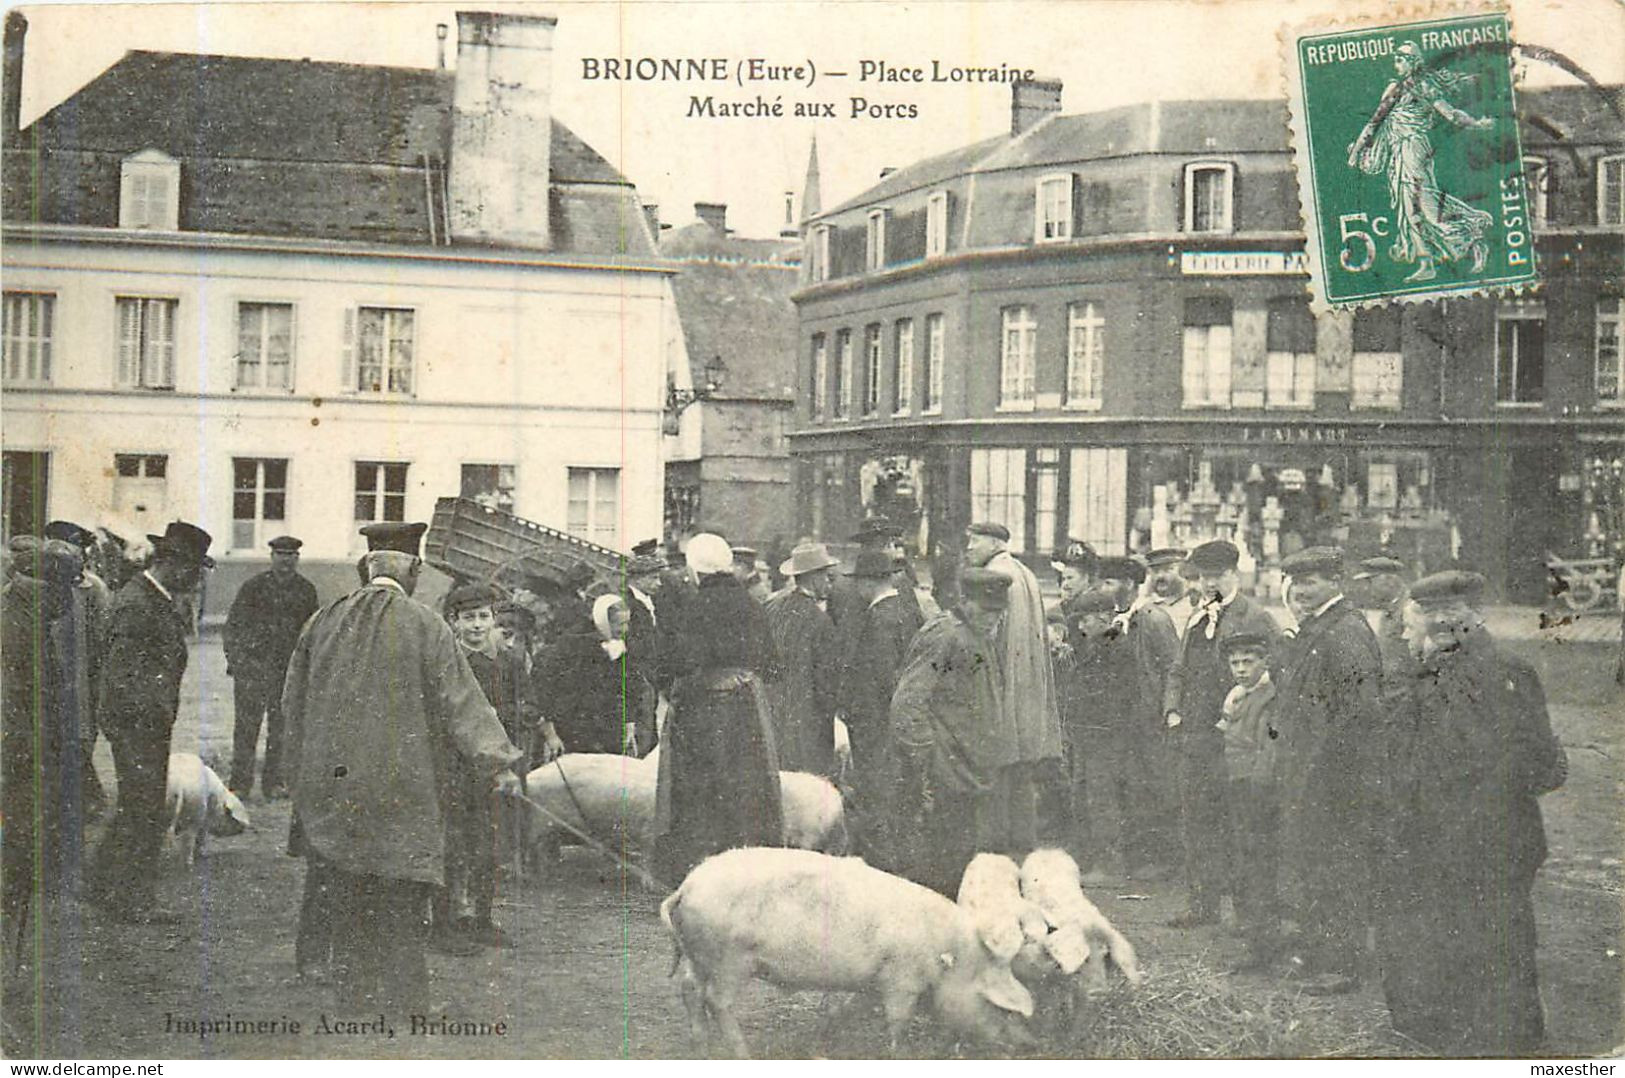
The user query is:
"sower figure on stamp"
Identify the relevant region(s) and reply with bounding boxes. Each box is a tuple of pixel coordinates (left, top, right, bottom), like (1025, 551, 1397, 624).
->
(224, 535, 318, 800)
(1346, 40, 1494, 283)
(281, 523, 522, 1014)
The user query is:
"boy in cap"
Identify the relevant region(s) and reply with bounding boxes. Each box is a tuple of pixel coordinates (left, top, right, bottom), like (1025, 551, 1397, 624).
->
(1214, 631, 1283, 970)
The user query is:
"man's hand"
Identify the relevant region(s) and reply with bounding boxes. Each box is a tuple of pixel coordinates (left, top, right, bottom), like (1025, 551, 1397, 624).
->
(538, 723, 565, 764)
(1165, 710, 1184, 729)
(492, 771, 522, 797)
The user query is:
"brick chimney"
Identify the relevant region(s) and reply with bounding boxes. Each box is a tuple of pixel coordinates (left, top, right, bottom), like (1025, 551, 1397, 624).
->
(3, 12, 26, 146)
(449, 11, 556, 248)
(695, 202, 727, 234)
(1011, 77, 1063, 136)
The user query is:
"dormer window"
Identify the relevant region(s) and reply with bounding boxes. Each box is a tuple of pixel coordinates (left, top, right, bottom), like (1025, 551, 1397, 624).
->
(866, 210, 889, 271)
(1600, 154, 1624, 227)
(1035, 174, 1073, 242)
(926, 191, 949, 257)
(1184, 162, 1235, 233)
(119, 150, 180, 231)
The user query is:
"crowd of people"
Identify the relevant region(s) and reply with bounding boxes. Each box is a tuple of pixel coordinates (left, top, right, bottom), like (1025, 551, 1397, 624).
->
(0, 509, 1572, 1057)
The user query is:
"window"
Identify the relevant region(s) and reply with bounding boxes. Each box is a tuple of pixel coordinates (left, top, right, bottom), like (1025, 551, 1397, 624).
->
(1266, 299, 1316, 409)
(999, 306, 1036, 409)
(924, 313, 944, 413)
(112, 453, 167, 525)
(1352, 306, 1403, 410)
(866, 210, 888, 271)
(1035, 174, 1073, 242)
(3, 292, 54, 384)
(119, 150, 179, 230)
(893, 319, 914, 415)
(567, 467, 619, 546)
(1032, 448, 1061, 556)
(971, 448, 1026, 553)
(2, 451, 49, 542)
(1065, 301, 1104, 408)
(811, 225, 832, 282)
(1596, 297, 1624, 406)
(235, 302, 294, 390)
(115, 297, 177, 389)
(1184, 162, 1235, 233)
(925, 192, 949, 258)
(1522, 156, 1549, 227)
(1599, 154, 1624, 227)
(346, 306, 416, 395)
(354, 461, 408, 524)
(863, 324, 882, 415)
(1495, 302, 1546, 405)
(232, 458, 288, 549)
(810, 334, 828, 419)
(1181, 296, 1233, 407)
(834, 329, 853, 418)
(462, 463, 516, 513)
(1367, 461, 1399, 511)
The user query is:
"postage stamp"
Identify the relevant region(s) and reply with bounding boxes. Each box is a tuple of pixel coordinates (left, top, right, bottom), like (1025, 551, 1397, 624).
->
(1284, 8, 1538, 310)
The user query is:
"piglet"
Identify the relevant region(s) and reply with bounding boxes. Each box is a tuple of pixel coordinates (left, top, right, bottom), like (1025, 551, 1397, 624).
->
(955, 853, 1052, 962)
(1017, 848, 1143, 1003)
(163, 753, 250, 868)
(662, 847, 1035, 1058)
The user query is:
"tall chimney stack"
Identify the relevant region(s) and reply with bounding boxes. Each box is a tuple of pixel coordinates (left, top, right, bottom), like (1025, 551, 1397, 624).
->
(435, 24, 448, 70)
(1010, 77, 1062, 136)
(3, 12, 26, 146)
(449, 11, 556, 248)
(642, 202, 661, 245)
(695, 202, 727, 234)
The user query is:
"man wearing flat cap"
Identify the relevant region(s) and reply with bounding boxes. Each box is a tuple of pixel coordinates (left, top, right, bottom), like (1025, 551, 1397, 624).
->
(1144, 548, 1194, 639)
(965, 521, 1063, 855)
(1351, 556, 1412, 699)
(224, 535, 319, 799)
(1161, 539, 1280, 928)
(86, 521, 215, 923)
(889, 567, 1019, 895)
(1375, 571, 1565, 1054)
(764, 542, 843, 776)
(1271, 545, 1383, 995)
(281, 522, 522, 1012)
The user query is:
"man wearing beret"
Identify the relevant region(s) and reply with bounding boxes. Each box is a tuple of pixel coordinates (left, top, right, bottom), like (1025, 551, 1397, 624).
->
(1377, 572, 1566, 1054)
(281, 523, 522, 1012)
(1272, 546, 1383, 995)
(1162, 540, 1280, 928)
(966, 521, 1064, 856)
(224, 535, 319, 800)
(889, 568, 1019, 896)
(86, 521, 215, 923)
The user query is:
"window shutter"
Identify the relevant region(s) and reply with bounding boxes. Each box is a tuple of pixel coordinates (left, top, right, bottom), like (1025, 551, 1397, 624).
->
(116, 299, 141, 385)
(155, 300, 175, 387)
(283, 305, 297, 391)
(1210, 324, 1233, 403)
(340, 307, 356, 392)
(149, 174, 171, 229)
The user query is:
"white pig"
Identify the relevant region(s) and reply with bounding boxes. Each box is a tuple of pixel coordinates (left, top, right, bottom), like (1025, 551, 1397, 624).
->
(955, 853, 1052, 961)
(1017, 848, 1144, 1001)
(661, 847, 1036, 1058)
(163, 753, 250, 868)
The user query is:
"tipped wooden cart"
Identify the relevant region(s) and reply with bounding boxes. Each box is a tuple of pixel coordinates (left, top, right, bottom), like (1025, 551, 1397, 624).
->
(423, 496, 624, 596)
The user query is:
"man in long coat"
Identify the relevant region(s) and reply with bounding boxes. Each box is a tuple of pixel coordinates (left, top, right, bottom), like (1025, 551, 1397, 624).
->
(224, 534, 319, 798)
(1377, 571, 1566, 1055)
(281, 522, 521, 1013)
(44, 520, 113, 819)
(1161, 540, 1279, 928)
(835, 549, 921, 868)
(966, 521, 1062, 855)
(86, 521, 214, 924)
(890, 568, 1017, 896)
(763, 542, 842, 777)
(1272, 547, 1384, 994)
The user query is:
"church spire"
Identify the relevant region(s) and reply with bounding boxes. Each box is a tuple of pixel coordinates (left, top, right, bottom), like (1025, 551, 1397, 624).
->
(801, 134, 821, 223)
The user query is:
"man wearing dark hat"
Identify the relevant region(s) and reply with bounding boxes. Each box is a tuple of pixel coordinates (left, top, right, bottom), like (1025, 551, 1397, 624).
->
(43, 520, 113, 819)
(835, 549, 922, 868)
(224, 535, 319, 799)
(1271, 546, 1382, 994)
(764, 542, 843, 776)
(966, 521, 1063, 856)
(1144, 548, 1192, 639)
(85, 521, 214, 923)
(1376, 571, 1565, 1054)
(281, 522, 522, 1012)
(1350, 556, 1412, 699)
(1161, 539, 1279, 929)
(889, 567, 1018, 896)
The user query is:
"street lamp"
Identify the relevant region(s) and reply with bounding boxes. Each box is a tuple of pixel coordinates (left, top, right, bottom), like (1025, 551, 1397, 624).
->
(664, 354, 727, 434)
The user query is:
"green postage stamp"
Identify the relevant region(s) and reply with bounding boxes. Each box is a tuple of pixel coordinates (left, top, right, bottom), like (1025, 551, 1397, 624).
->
(1285, 9, 1538, 309)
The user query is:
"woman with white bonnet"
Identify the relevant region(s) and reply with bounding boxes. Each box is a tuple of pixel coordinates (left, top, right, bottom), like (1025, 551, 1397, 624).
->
(651, 533, 783, 886)
(533, 592, 637, 756)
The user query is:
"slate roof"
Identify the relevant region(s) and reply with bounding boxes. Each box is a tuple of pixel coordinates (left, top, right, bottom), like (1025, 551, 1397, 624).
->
(2, 49, 655, 255)
(661, 221, 800, 401)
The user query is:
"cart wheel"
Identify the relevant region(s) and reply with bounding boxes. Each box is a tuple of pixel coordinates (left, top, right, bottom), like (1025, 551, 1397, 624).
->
(1560, 576, 1601, 611)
